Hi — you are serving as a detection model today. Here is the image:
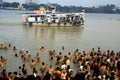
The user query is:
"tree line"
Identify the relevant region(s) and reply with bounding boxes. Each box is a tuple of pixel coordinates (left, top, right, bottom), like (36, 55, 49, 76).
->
(1, 2, 120, 13)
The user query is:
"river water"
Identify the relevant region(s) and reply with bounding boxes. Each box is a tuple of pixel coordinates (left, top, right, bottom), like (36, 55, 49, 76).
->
(0, 10, 120, 74)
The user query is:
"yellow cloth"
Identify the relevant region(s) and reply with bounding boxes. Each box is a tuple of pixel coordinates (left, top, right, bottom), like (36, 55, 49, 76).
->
(66, 59, 70, 66)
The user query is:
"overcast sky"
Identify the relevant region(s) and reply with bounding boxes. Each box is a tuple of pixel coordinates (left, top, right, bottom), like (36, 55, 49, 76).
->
(4, 0, 120, 7)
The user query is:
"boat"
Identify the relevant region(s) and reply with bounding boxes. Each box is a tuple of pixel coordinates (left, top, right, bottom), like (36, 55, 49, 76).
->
(22, 4, 85, 27)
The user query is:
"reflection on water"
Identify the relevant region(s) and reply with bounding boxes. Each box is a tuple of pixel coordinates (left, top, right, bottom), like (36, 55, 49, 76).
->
(23, 26, 84, 41)
(22, 26, 84, 52)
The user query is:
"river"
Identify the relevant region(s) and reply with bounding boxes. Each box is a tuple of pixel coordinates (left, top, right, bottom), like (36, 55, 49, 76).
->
(0, 10, 120, 74)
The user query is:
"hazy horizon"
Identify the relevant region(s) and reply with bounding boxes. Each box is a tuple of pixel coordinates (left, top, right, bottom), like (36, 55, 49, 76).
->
(3, 0, 120, 7)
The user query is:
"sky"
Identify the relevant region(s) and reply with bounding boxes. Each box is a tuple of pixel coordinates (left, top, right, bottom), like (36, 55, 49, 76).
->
(4, 0, 120, 7)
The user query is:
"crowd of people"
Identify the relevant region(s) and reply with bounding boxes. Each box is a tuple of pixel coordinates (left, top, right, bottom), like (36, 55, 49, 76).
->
(0, 43, 120, 80)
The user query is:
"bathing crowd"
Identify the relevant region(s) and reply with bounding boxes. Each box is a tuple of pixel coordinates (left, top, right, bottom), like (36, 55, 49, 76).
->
(0, 43, 120, 80)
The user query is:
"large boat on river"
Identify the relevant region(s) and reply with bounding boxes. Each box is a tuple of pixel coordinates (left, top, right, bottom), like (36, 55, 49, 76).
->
(22, 4, 85, 27)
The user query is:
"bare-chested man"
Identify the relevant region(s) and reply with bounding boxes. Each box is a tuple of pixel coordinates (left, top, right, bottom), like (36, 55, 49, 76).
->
(34, 53, 40, 63)
(30, 59, 36, 69)
(40, 62, 46, 74)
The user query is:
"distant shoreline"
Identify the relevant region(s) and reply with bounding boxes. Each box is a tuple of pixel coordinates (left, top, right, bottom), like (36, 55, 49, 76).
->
(0, 8, 120, 14)
(0, 2, 120, 13)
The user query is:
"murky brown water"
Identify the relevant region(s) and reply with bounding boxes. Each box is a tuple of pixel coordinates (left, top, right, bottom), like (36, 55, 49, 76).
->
(0, 10, 120, 74)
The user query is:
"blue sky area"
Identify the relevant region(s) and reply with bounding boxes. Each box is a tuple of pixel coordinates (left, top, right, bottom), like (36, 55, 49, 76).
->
(4, 0, 120, 7)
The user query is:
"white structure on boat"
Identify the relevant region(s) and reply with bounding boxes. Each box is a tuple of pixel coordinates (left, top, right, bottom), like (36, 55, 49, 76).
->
(22, 4, 85, 27)
(18, 3, 25, 10)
